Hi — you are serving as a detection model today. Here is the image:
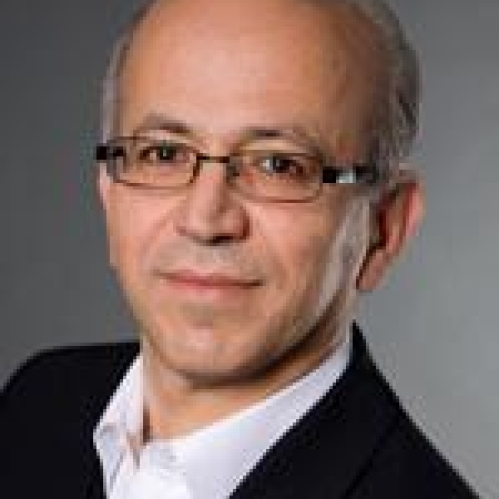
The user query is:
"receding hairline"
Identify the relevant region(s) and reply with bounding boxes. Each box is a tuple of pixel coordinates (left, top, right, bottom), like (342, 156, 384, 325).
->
(120, 0, 393, 66)
(104, 0, 393, 130)
(101, 0, 420, 179)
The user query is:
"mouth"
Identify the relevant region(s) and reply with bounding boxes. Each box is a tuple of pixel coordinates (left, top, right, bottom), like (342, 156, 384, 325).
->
(157, 270, 263, 300)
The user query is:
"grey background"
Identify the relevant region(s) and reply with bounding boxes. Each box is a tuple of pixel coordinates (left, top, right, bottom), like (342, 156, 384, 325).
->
(1, 1, 497, 496)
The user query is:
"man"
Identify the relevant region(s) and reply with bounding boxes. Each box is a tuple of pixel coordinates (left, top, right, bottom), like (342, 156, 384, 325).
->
(1, 0, 477, 497)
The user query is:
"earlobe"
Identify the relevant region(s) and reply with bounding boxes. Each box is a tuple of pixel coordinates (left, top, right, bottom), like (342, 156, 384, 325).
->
(357, 171, 425, 291)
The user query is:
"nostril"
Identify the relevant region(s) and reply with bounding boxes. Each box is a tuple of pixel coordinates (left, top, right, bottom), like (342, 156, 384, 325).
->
(199, 233, 239, 246)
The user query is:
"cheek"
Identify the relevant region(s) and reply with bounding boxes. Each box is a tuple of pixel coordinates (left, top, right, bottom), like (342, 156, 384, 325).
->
(256, 196, 370, 323)
(256, 203, 343, 309)
(107, 191, 174, 281)
(314, 200, 370, 317)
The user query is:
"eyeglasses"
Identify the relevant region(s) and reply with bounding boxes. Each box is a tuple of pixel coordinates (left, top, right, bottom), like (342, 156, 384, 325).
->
(95, 136, 379, 202)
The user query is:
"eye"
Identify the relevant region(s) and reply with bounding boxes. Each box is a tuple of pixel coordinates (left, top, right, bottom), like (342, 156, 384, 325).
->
(137, 141, 192, 166)
(256, 153, 312, 178)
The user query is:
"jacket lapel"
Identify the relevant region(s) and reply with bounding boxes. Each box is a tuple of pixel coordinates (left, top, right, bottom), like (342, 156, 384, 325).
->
(79, 331, 398, 499)
(230, 327, 400, 499)
(80, 343, 139, 499)
(84, 455, 106, 499)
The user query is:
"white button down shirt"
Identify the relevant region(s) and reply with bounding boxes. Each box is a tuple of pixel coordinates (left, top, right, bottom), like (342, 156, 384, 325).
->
(93, 331, 351, 499)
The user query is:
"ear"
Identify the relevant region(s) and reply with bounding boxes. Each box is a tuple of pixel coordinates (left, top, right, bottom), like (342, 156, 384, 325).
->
(96, 164, 117, 268)
(357, 168, 425, 291)
(97, 163, 111, 208)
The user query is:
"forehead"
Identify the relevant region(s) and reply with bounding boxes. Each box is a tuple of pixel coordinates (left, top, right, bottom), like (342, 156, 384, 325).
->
(120, 0, 388, 153)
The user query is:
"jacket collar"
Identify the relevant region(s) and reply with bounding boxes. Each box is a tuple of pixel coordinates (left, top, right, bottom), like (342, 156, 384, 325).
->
(83, 327, 398, 499)
(230, 325, 400, 499)
(82, 343, 139, 499)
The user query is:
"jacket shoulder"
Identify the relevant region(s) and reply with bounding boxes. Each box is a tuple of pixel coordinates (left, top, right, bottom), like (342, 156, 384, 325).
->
(351, 401, 479, 498)
(0, 342, 138, 497)
(231, 327, 478, 498)
(6, 341, 138, 384)
(1, 342, 138, 421)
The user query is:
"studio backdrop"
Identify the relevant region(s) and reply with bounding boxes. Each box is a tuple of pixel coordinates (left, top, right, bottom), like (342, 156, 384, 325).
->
(1, 1, 497, 496)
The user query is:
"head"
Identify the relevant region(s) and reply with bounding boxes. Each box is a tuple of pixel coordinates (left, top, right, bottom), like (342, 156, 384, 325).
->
(97, 0, 424, 388)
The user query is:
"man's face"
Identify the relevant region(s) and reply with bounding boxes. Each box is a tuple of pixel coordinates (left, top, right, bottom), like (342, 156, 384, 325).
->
(99, 0, 388, 385)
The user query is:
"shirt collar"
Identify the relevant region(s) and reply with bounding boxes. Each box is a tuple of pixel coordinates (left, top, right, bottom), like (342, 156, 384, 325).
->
(93, 355, 144, 490)
(94, 329, 352, 498)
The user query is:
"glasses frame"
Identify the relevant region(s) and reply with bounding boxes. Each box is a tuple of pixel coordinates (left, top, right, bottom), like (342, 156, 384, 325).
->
(95, 135, 380, 202)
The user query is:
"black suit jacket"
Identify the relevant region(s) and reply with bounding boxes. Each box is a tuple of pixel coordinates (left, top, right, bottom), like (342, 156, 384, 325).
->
(1, 327, 478, 498)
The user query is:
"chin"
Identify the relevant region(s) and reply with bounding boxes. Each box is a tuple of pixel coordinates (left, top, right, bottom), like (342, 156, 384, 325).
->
(142, 320, 273, 386)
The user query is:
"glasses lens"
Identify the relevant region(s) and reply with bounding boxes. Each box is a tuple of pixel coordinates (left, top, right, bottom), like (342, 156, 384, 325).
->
(102, 139, 328, 200)
(233, 151, 321, 201)
(113, 137, 195, 188)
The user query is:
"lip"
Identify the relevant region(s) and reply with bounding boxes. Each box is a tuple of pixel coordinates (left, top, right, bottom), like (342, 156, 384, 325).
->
(158, 270, 262, 296)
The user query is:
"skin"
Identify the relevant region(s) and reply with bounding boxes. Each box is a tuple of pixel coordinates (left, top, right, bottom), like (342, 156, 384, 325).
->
(98, 0, 423, 438)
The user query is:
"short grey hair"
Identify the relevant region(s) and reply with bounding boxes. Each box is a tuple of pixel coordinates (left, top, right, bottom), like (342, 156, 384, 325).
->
(100, 0, 421, 179)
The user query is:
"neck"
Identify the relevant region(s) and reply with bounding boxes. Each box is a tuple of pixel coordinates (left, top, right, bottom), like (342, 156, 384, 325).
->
(140, 318, 350, 440)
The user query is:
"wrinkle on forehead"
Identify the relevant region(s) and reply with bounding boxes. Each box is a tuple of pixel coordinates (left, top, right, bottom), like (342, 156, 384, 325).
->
(120, 0, 389, 160)
(130, 0, 386, 68)
(125, 0, 387, 89)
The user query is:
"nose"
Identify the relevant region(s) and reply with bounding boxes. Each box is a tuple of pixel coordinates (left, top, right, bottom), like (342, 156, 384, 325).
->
(175, 159, 249, 244)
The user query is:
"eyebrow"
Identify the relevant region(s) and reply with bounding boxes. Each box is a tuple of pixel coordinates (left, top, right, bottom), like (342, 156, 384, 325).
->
(131, 113, 328, 155)
(237, 125, 325, 155)
(133, 113, 197, 139)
